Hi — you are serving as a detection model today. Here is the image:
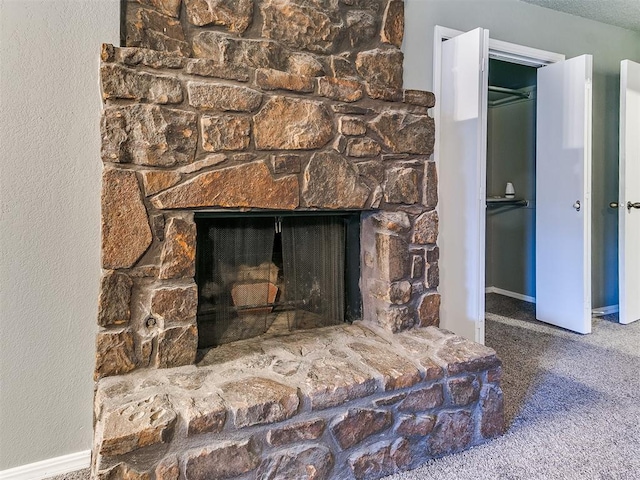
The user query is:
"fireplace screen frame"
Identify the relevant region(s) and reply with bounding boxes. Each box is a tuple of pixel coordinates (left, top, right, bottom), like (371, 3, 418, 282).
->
(194, 211, 363, 349)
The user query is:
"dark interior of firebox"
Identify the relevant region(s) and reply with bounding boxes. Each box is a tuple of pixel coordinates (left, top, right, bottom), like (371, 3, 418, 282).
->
(195, 212, 362, 349)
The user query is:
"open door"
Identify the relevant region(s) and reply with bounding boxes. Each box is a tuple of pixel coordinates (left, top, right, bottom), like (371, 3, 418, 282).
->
(536, 55, 593, 334)
(619, 60, 640, 325)
(438, 28, 489, 343)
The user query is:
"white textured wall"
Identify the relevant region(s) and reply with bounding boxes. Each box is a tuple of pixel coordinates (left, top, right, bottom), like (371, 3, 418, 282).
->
(404, 0, 640, 309)
(0, 0, 119, 470)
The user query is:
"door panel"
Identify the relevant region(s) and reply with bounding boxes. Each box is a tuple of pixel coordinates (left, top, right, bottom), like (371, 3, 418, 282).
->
(536, 55, 592, 334)
(438, 28, 489, 343)
(619, 60, 640, 325)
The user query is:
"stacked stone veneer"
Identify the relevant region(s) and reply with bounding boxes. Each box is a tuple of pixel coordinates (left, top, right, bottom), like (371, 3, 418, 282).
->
(94, 0, 504, 478)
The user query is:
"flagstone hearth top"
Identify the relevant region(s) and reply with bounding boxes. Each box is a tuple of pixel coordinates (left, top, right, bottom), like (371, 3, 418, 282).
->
(93, 323, 501, 476)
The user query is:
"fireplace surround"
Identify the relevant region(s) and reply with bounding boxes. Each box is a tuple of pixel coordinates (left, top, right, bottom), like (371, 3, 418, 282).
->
(92, 1, 504, 478)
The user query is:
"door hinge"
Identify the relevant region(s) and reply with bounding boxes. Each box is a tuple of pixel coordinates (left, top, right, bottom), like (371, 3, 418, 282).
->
(481, 57, 486, 72)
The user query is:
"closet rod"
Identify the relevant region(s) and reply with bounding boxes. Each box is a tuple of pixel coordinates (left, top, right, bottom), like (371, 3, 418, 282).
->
(488, 86, 531, 99)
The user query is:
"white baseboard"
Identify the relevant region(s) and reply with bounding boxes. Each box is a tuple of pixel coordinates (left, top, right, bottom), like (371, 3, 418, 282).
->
(0, 451, 90, 480)
(485, 286, 535, 304)
(592, 305, 619, 316)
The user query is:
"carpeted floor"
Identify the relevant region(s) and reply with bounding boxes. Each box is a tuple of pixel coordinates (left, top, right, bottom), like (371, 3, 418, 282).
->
(48, 294, 640, 479)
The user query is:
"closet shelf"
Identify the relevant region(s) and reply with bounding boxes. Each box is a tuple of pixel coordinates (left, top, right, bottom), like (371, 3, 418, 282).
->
(486, 197, 529, 208)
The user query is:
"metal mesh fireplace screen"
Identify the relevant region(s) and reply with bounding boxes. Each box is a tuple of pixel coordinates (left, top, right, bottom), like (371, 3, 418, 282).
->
(195, 213, 361, 348)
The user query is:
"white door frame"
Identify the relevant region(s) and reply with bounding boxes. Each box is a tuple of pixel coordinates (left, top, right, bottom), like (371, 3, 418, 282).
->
(433, 26, 565, 342)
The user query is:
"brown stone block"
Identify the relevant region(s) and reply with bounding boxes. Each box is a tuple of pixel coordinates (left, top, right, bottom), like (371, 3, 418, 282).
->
(347, 10, 378, 47)
(347, 137, 381, 158)
(333, 134, 348, 153)
(185, 58, 251, 82)
(428, 410, 474, 456)
(184, 439, 261, 480)
(159, 217, 196, 279)
(365, 84, 404, 101)
(424, 161, 438, 207)
(95, 329, 137, 379)
(331, 408, 393, 450)
(103, 44, 186, 69)
(270, 154, 302, 174)
(449, 375, 480, 406)
(178, 154, 227, 174)
(98, 271, 133, 327)
(331, 103, 375, 115)
(261, 0, 341, 54)
(376, 305, 414, 332)
(101, 104, 198, 167)
(438, 336, 501, 375)
(156, 323, 198, 368)
(267, 418, 326, 446)
(187, 81, 262, 112)
(100, 64, 182, 104)
(126, 8, 191, 56)
(369, 211, 410, 233)
(340, 116, 367, 136)
(391, 329, 445, 380)
(101, 168, 152, 270)
(141, 170, 182, 196)
(480, 384, 505, 438)
(99, 394, 176, 456)
(398, 384, 444, 412)
(348, 438, 412, 480)
(96, 463, 151, 480)
(254, 96, 333, 150)
(255, 68, 314, 92)
(182, 395, 227, 436)
(219, 377, 299, 428)
(487, 366, 502, 384)
(349, 342, 421, 390)
(384, 167, 420, 204)
(374, 231, 410, 282)
(200, 114, 250, 152)
(411, 254, 424, 279)
(330, 55, 358, 79)
(425, 262, 439, 289)
(185, 0, 253, 33)
(152, 161, 300, 210)
(370, 110, 434, 155)
(381, 0, 404, 47)
(137, 0, 182, 18)
(134, 7, 185, 39)
(302, 151, 370, 209)
(287, 52, 325, 77)
(404, 89, 436, 108)
(396, 413, 436, 437)
(151, 283, 198, 324)
(155, 456, 179, 480)
(317, 76, 364, 102)
(356, 48, 404, 90)
(417, 292, 440, 327)
(257, 445, 334, 480)
(412, 210, 438, 244)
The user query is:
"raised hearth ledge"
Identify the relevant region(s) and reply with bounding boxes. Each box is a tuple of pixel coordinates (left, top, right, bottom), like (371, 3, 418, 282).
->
(92, 323, 504, 480)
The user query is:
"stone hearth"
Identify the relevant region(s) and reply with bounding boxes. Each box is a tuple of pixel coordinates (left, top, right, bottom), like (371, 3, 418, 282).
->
(93, 0, 504, 478)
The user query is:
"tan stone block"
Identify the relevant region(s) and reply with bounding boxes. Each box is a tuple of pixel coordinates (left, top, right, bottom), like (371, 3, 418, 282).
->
(96, 463, 151, 480)
(370, 110, 435, 155)
(253, 96, 333, 150)
(425, 262, 439, 289)
(398, 384, 444, 412)
(187, 81, 263, 112)
(317, 76, 364, 102)
(374, 232, 410, 282)
(159, 217, 196, 279)
(137, 0, 181, 18)
(346, 137, 381, 158)
(184, 439, 260, 480)
(151, 283, 198, 324)
(376, 305, 414, 332)
(152, 161, 299, 210)
(302, 151, 370, 209)
(267, 418, 326, 446)
(141, 170, 182, 196)
(381, 0, 404, 47)
(404, 89, 436, 108)
(395, 414, 436, 437)
(156, 323, 198, 368)
(219, 377, 299, 428)
(348, 341, 421, 390)
(346, 9, 377, 48)
(192, 31, 286, 71)
(384, 167, 420, 204)
(331, 408, 392, 450)
(270, 154, 302, 174)
(103, 44, 186, 69)
(417, 292, 440, 327)
(178, 154, 227, 174)
(438, 335, 501, 375)
(100, 64, 182, 104)
(391, 329, 445, 380)
(257, 445, 334, 480)
(155, 456, 179, 480)
(356, 47, 404, 90)
(255, 68, 314, 92)
(99, 394, 176, 456)
(98, 271, 133, 327)
(287, 52, 325, 77)
(339, 116, 367, 136)
(200, 114, 250, 152)
(348, 439, 412, 480)
(101, 168, 152, 270)
(428, 410, 474, 455)
(369, 211, 411, 233)
(95, 329, 137, 379)
(182, 395, 227, 436)
(185, 58, 251, 82)
(329, 55, 357, 79)
(185, 0, 253, 33)
(412, 210, 438, 244)
(424, 160, 438, 207)
(126, 8, 191, 56)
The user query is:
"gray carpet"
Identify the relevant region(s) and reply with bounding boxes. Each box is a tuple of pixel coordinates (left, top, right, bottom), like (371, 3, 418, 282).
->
(47, 294, 640, 479)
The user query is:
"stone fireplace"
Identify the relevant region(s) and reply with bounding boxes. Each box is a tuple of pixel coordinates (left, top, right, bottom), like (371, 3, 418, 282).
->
(92, 1, 504, 478)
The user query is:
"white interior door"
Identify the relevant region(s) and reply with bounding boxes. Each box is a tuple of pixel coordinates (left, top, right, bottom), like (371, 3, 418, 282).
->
(619, 60, 640, 325)
(536, 55, 593, 334)
(438, 28, 489, 343)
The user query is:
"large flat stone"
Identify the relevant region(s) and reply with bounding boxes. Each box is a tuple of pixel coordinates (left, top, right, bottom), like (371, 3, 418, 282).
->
(95, 329, 137, 379)
(200, 114, 250, 151)
(381, 0, 404, 47)
(156, 324, 198, 368)
(101, 64, 182, 104)
(101, 168, 152, 270)
(192, 31, 286, 71)
(137, 0, 181, 17)
(184, 0, 253, 33)
(331, 408, 392, 450)
(267, 419, 326, 446)
(98, 271, 133, 327)
(370, 110, 434, 155)
(428, 410, 474, 456)
(152, 161, 300, 210)
(184, 439, 260, 480)
(151, 284, 198, 324)
(348, 342, 421, 390)
(159, 217, 196, 279)
(187, 81, 263, 112)
(356, 48, 403, 90)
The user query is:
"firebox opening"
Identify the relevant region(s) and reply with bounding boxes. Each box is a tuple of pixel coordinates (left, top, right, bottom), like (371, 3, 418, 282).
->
(195, 212, 362, 349)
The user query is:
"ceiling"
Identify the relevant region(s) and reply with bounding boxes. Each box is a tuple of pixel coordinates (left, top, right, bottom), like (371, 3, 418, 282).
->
(519, 0, 640, 33)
